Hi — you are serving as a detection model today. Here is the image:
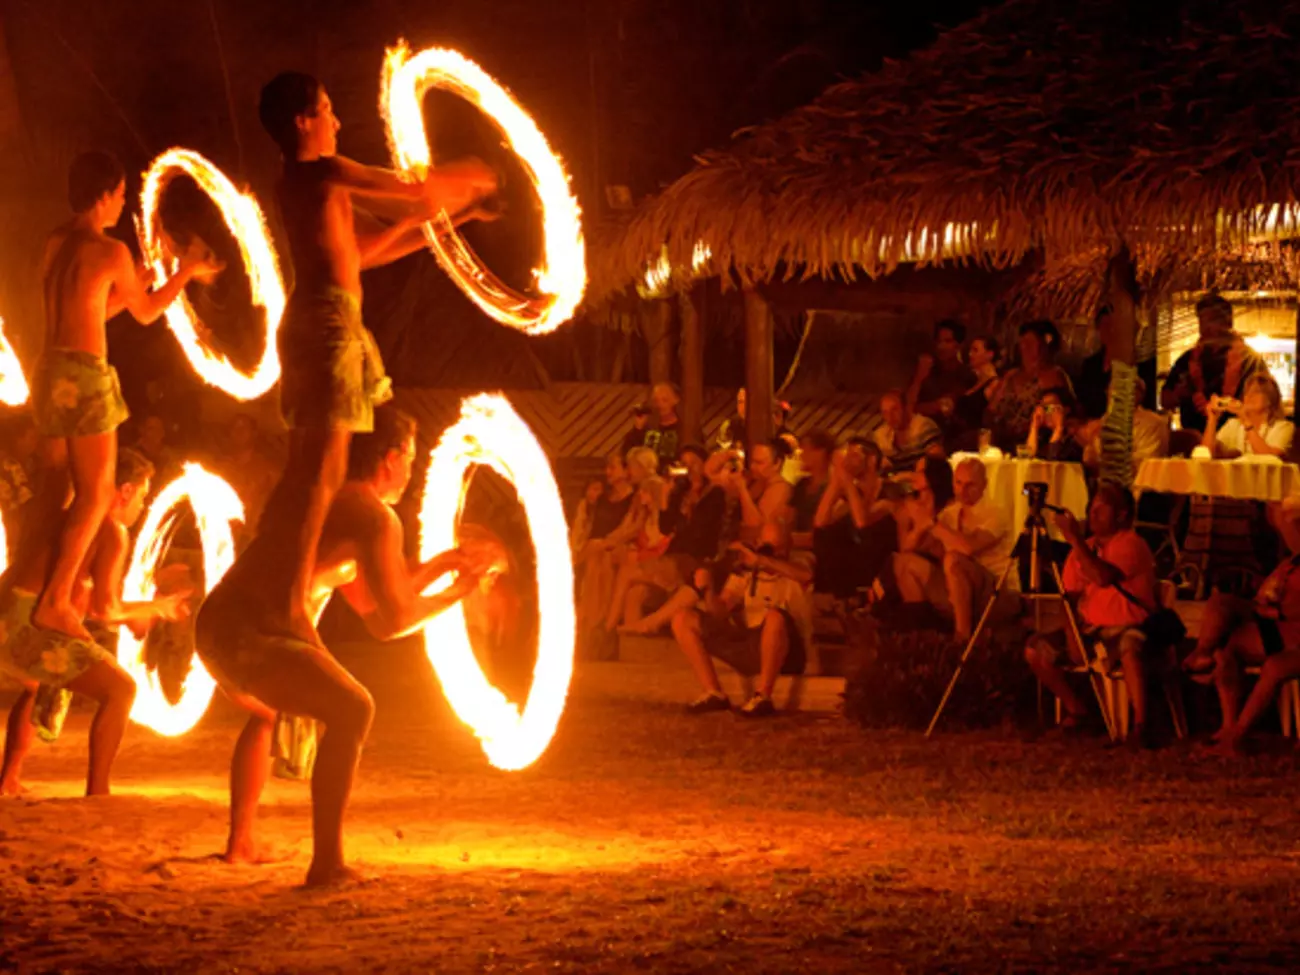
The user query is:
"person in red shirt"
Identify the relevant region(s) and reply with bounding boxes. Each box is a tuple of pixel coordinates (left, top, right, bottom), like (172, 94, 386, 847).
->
(1025, 483, 1159, 744)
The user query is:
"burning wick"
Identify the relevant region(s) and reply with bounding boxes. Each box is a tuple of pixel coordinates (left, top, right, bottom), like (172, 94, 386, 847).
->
(380, 42, 586, 335)
(137, 148, 286, 400)
(419, 393, 575, 770)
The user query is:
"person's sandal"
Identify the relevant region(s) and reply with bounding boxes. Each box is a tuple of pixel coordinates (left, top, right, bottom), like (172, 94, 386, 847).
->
(685, 692, 731, 715)
(738, 693, 777, 719)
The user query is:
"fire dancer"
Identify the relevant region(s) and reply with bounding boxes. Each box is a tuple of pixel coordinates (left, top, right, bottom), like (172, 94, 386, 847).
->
(0, 448, 189, 796)
(196, 404, 494, 886)
(31, 151, 219, 645)
(200, 72, 498, 682)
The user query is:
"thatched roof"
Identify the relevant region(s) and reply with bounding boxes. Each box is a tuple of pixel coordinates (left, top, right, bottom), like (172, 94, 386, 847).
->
(591, 0, 1300, 310)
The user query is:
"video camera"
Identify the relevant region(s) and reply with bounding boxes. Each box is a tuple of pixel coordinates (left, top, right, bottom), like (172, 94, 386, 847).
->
(1022, 481, 1066, 517)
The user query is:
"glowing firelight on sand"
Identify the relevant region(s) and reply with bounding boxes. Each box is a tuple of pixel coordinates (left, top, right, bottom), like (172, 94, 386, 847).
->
(117, 464, 243, 737)
(0, 317, 29, 407)
(137, 149, 286, 400)
(419, 394, 575, 770)
(381, 42, 586, 335)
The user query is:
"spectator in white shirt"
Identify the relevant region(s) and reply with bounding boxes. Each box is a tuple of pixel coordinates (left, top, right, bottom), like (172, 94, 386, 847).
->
(873, 390, 944, 471)
(893, 457, 1011, 640)
(1081, 378, 1169, 470)
(1203, 373, 1293, 460)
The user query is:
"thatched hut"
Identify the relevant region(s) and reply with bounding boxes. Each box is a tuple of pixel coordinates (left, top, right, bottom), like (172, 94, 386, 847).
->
(591, 0, 1300, 445)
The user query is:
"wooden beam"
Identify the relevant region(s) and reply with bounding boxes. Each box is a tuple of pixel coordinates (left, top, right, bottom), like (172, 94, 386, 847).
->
(679, 287, 705, 445)
(643, 300, 675, 384)
(744, 288, 774, 449)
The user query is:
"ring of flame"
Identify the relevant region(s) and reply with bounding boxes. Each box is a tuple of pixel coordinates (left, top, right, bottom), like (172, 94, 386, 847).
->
(381, 42, 586, 335)
(0, 316, 30, 407)
(137, 149, 286, 400)
(418, 393, 575, 770)
(117, 464, 244, 737)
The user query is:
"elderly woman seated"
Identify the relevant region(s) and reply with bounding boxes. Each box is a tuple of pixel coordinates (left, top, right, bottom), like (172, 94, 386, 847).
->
(1202, 373, 1295, 460)
(1187, 501, 1300, 755)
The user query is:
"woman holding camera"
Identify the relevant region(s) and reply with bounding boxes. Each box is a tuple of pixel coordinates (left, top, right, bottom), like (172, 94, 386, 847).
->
(1024, 387, 1083, 463)
(1202, 373, 1294, 460)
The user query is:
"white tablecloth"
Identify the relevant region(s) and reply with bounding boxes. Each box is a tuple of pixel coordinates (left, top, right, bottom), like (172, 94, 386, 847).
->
(1134, 458, 1300, 502)
(949, 453, 1090, 537)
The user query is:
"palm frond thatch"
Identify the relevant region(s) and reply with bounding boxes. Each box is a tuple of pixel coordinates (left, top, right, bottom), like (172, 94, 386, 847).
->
(590, 0, 1300, 310)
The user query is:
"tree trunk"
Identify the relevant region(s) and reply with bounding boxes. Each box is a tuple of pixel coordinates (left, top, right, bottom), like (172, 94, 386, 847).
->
(1100, 247, 1139, 488)
(679, 287, 704, 444)
(744, 288, 774, 449)
(643, 300, 675, 385)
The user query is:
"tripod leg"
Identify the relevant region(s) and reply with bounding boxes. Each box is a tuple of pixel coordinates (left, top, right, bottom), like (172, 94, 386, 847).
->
(1046, 560, 1118, 740)
(925, 560, 1017, 738)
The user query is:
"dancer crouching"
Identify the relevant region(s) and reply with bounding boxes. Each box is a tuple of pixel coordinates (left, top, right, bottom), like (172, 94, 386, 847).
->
(195, 405, 491, 886)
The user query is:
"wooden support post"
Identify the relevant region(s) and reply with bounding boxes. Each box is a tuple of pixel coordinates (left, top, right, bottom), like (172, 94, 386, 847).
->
(643, 300, 675, 385)
(1100, 247, 1139, 487)
(743, 288, 775, 450)
(1292, 300, 1300, 418)
(679, 287, 705, 445)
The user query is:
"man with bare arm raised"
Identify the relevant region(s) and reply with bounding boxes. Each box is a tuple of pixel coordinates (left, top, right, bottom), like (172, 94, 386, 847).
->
(31, 151, 218, 646)
(197, 405, 496, 885)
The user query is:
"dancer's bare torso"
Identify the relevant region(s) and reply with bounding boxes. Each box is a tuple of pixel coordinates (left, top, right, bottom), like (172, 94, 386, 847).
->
(278, 160, 363, 302)
(41, 224, 128, 357)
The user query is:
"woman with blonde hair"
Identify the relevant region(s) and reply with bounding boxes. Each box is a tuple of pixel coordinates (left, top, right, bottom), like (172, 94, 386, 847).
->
(1203, 372, 1293, 460)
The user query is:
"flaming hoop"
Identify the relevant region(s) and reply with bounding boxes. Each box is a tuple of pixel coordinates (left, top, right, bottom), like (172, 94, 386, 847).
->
(117, 464, 243, 737)
(419, 393, 575, 770)
(0, 316, 29, 407)
(381, 42, 586, 335)
(137, 149, 286, 400)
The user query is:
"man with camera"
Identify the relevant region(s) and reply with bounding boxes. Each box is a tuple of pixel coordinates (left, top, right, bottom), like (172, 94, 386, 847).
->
(668, 519, 814, 718)
(1024, 483, 1161, 746)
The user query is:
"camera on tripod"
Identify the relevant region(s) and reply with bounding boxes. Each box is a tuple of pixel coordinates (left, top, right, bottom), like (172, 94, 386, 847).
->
(1022, 481, 1065, 518)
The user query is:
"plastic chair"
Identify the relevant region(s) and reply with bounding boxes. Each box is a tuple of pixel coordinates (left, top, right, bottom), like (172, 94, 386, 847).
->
(1241, 667, 1300, 737)
(1055, 580, 1188, 741)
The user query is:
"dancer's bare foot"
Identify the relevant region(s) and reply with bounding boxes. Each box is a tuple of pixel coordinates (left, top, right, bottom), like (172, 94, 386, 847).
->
(1200, 735, 1246, 758)
(219, 842, 293, 866)
(304, 861, 368, 889)
(618, 620, 657, 637)
(0, 778, 28, 797)
(31, 601, 92, 642)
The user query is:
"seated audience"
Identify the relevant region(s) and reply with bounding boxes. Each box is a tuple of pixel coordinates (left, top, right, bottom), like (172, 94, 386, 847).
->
(1024, 484, 1160, 747)
(603, 474, 674, 631)
(612, 446, 730, 635)
(569, 477, 607, 555)
(892, 457, 1011, 640)
(1202, 373, 1294, 460)
(718, 388, 795, 450)
(720, 439, 793, 543)
(790, 429, 835, 547)
(574, 453, 638, 656)
(908, 319, 975, 440)
(668, 519, 814, 718)
(1081, 378, 1169, 470)
(1024, 387, 1084, 462)
(621, 403, 652, 457)
(873, 390, 943, 471)
(888, 454, 956, 596)
(1186, 502, 1300, 755)
(950, 335, 1002, 451)
(813, 439, 896, 597)
(1162, 292, 1268, 434)
(987, 320, 1072, 450)
(1077, 304, 1158, 420)
(642, 382, 683, 468)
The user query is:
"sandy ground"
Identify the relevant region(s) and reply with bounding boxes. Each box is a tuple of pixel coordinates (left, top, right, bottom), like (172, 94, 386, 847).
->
(4, 642, 1300, 973)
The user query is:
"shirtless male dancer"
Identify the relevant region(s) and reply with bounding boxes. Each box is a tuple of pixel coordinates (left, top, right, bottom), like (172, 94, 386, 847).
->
(32, 151, 218, 645)
(199, 72, 497, 659)
(197, 404, 491, 884)
(0, 448, 190, 796)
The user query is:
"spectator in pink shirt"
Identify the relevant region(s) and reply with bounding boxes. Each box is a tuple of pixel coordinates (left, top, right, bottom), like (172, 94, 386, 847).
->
(1025, 483, 1159, 746)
